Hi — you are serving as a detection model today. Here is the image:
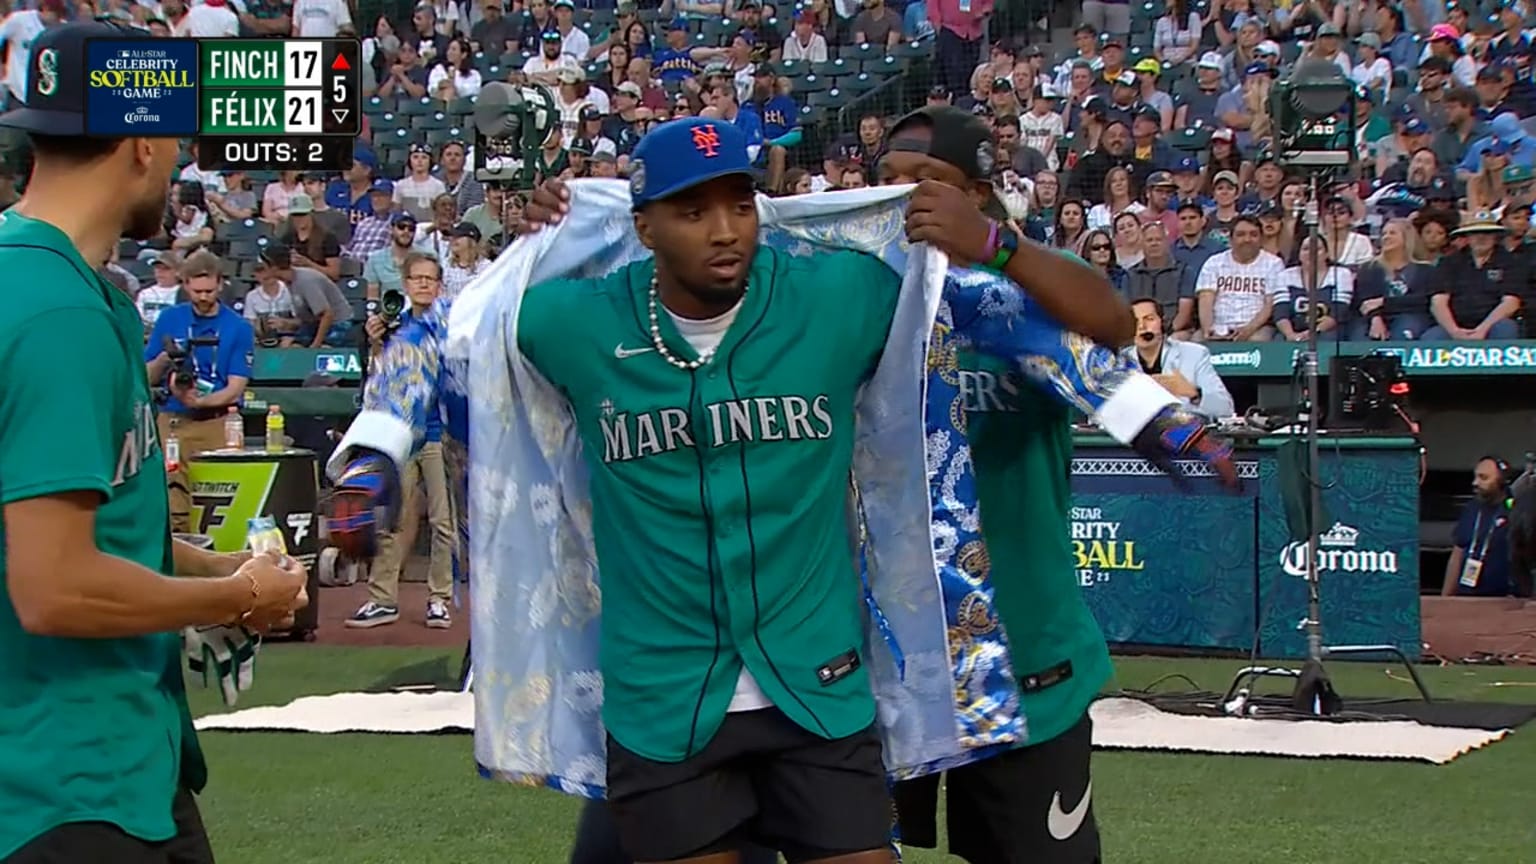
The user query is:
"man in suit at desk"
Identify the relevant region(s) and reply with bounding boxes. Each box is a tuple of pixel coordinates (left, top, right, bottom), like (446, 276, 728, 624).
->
(1125, 297, 1234, 419)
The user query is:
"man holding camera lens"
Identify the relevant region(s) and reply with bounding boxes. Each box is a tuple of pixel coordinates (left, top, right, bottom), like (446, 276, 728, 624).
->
(349, 252, 459, 630)
(145, 249, 256, 533)
(0, 22, 307, 864)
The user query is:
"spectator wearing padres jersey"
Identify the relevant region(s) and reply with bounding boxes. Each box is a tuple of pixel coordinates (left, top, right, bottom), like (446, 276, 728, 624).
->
(1193, 214, 1285, 341)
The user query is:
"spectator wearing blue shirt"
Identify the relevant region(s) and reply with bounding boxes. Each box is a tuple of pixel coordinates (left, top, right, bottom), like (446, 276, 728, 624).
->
(653, 18, 713, 83)
(1376, 7, 1418, 74)
(1171, 199, 1225, 293)
(325, 147, 378, 225)
(142, 250, 256, 533)
(1443, 456, 1518, 597)
(1458, 112, 1536, 175)
(705, 80, 764, 157)
(746, 64, 802, 189)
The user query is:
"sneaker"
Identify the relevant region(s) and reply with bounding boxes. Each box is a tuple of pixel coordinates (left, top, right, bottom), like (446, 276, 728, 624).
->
(345, 601, 400, 628)
(426, 600, 452, 630)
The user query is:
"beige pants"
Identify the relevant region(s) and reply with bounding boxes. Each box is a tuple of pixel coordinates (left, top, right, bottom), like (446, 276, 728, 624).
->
(369, 442, 455, 605)
(158, 414, 230, 534)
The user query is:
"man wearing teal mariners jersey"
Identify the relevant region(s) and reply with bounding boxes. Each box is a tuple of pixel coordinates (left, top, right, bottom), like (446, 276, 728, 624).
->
(881, 106, 1112, 863)
(0, 21, 307, 864)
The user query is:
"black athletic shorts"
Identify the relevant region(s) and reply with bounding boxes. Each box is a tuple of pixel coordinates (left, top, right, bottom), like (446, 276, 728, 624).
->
(3, 787, 214, 864)
(892, 711, 1100, 864)
(605, 707, 891, 863)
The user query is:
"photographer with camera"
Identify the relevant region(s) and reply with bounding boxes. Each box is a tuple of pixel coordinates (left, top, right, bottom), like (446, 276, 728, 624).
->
(145, 249, 256, 533)
(349, 252, 458, 630)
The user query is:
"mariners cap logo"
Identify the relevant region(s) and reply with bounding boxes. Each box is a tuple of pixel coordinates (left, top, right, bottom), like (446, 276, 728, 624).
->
(629, 158, 646, 196)
(35, 48, 58, 97)
(691, 124, 722, 157)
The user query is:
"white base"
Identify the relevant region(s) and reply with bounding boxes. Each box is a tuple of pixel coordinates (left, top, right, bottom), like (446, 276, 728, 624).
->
(1094, 373, 1177, 444)
(327, 410, 415, 481)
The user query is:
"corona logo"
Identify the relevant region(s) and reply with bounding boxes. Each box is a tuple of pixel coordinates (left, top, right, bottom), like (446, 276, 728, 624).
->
(1281, 522, 1398, 576)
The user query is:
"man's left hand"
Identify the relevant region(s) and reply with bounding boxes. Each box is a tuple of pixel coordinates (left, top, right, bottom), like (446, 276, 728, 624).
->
(905, 180, 995, 265)
(172, 385, 203, 410)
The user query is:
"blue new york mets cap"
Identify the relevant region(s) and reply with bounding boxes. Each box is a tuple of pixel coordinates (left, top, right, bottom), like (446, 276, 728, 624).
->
(1173, 155, 1201, 173)
(628, 117, 753, 210)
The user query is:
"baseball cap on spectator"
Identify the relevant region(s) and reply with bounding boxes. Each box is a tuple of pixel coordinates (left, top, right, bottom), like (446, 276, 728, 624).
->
(1173, 155, 1201, 174)
(1418, 55, 1452, 73)
(629, 117, 753, 210)
(1135, 104, 1160, 124)
(754, 63, 778, 78)
(146, 249, 181, 269)
(181, 249, 222, 280)
(1100, 33, 1123, 49)
(450, 222, 482, 242)
(1256, 200, 1283, 220)
(592, 151, 618, 166)
(579, 105, 602, 122)
(1255, 40, 1281, 57)
(928, 84, 952, 100)
(552, 0, 574, 8)
(1485, 138, 1513, 157)
(354, 144, 378, 170)
(1245, 62, 1276, 78)
(1134, 58, 1161, 76)
(993, 76, 1013, 91)
(666, 16, 688, 31)
(1083, 95, 1109, 117)
(1505, 164, 1536, 185)
(887, 105, 1008, 218)
(1254, 150, 1278, 166)
(540, 30, 562, 42)
(370, 178, 395, 195)
(288, 193, 315, 215)
(1037, 81, 1060, 99)
(570, 137, 593, 155)
(1426, 175, 1457, 200)
(1211, 127, 1236, 144)
(1402, 116, 1430, 136)
(1453, 210, 1504, 234)
(1316, 22, 1342, 38)
(1114, 70, 1137, 88)
(795, 7, 815, 22)
(1176, 198, 1206, 215)
(258, 241, 293, 268)
(990, 39, 1016, 59)
(1197, 52, 1223, 70)
(1213, 170, 1240, 188)
(1430, 24, 1460, 43)
(971, 102, 994, 117)
(616, 81, 643, 98)
(0, 21, 144, 136)
(1146, 171, 1176, 188)
(1022, 44, 1043, 58)
(1491, 112, 1527, 142)
(1354, 32, 1382, 50)
(391, 211, 417, 226)
(557, 67, 585, 84)
(1477, 64, 1505, 82)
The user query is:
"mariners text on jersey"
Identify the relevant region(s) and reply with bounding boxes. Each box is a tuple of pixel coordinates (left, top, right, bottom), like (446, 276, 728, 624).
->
(598, 394, 834, 463)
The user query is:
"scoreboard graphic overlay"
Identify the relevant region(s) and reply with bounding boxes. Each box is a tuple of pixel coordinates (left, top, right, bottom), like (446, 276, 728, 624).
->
(84, 38, 361, 171)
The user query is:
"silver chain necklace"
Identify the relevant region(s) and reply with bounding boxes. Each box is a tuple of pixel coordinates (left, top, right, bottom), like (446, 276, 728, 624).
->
(646, 275, 747, 371)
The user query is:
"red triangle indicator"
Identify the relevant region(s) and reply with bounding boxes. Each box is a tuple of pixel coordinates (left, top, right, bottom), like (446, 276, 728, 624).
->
(331, 54, 351, 71)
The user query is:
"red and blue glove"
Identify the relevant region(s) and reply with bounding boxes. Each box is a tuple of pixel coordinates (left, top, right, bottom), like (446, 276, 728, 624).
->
(1133, 406, 1240, 491)
(324, 451, 401, 559)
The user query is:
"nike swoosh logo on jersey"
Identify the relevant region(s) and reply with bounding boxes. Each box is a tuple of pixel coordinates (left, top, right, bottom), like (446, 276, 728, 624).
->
(1047, 780, 1091, 842)
(614, 344, 655, 359)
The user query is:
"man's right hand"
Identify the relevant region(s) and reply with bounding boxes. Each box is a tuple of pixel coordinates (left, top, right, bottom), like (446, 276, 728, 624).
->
(234, 553, 309, 632)
(521, 179, 571, 233)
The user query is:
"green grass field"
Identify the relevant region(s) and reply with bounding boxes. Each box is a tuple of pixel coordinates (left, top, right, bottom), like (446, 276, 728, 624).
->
(189, 647, 1536, 864)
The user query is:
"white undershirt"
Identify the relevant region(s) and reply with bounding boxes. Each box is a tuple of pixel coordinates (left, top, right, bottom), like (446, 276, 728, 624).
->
(667, 299, 774, 714)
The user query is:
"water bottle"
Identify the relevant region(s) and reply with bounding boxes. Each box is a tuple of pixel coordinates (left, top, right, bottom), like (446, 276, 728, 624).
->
(223, 406, 244, 450)
(164, 417, 181, 473)
(265, 405, 286, 453)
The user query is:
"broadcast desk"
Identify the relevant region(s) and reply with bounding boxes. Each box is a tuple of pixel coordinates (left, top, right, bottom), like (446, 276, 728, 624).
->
(1067, 433, 1421, 659)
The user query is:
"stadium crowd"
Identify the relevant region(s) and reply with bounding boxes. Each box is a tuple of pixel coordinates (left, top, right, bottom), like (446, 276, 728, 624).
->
(5, 0, 1536, 346)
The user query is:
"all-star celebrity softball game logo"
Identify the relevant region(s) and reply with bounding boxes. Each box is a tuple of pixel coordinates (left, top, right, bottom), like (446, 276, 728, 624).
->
(83, 37, 199, 137)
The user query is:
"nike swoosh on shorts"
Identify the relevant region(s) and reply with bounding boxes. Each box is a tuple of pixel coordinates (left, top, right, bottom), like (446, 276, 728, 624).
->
(1047, 780, 1092, 841)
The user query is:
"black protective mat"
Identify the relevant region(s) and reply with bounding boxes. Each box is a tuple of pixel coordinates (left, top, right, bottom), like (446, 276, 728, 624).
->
(1145, 694, 1536, 731)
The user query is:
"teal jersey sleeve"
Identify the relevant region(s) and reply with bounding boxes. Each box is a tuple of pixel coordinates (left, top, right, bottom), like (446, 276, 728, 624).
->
(0, 307, 124, 504)
(821, 250, 901, 381)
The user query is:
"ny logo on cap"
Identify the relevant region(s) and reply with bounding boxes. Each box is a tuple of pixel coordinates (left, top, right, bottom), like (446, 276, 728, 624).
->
(36, 49, 58, 97)
(691, 125, 722, 157)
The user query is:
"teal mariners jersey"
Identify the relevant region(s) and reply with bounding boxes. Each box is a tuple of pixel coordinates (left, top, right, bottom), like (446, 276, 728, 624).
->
(0, 213, 203, 857)
(516, 246, 900, 762)
(963, 349, 1113, 746)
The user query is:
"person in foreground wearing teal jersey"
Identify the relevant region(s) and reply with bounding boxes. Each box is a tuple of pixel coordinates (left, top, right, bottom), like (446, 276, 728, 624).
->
(879, 106, 1123, 863)
(0, 22, 309, 864)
